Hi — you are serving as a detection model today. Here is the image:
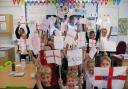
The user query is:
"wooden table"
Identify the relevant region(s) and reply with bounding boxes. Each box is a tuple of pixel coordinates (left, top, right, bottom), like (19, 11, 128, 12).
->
(111, 55, 128, 66)
(0, 62, 36, 89)
(0, 47, 15, 61)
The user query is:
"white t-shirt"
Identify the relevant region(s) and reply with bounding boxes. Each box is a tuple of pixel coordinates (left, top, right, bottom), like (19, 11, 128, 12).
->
(61, 20, 68, 33)
(18, 38, 29, 54)
(55, 29, 62, 36)
(67, 23, 77, 31)
(99, 35, 108, 51)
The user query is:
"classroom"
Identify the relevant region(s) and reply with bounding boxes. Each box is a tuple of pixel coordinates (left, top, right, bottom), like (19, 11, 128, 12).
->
(0, 0, 128, 89)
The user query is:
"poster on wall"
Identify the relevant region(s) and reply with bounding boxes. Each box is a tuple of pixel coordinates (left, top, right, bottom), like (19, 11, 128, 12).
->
(111, 26, 118, 36)
(0, 22, 6, 32)
(118, 18, 128, 35)
(0, 16, 6, 21)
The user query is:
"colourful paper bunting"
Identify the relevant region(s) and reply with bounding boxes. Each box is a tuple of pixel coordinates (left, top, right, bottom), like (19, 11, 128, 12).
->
(11, 0, 122, 6)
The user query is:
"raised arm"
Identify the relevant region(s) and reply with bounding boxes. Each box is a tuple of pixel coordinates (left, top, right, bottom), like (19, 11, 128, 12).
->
(86, 31, 89, 43)
(26, 23, 30, 38)
(107, 26, 112, 39)
(36, 73, 44, 89)
(15, 24, 20, 39)
(58, 79, 65, 89)
(96, 28, 100, 42)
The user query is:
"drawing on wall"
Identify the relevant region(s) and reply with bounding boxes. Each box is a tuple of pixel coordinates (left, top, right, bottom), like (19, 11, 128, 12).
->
(118, 18, 128, 35)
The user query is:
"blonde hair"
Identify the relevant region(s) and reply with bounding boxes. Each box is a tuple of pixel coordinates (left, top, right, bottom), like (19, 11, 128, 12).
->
(87, 59, 95, 66)
(67, 71, 78, 79)
(100, 28, 107, 31)
(100, 56, 111, 64)
(39, 65, 52, 75)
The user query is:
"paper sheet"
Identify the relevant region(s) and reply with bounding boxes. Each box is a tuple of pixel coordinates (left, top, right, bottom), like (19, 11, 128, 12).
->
(94, 67, 127, 89)
(67, 49, 83, 66)
(54, 36, 64, 50)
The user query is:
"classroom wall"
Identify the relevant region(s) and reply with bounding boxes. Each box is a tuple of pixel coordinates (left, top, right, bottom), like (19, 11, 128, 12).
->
(0, 0, 128, 58)
(0, 0, 128, 43)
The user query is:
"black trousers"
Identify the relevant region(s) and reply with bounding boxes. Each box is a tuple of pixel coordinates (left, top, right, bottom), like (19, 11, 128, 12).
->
(19, 54, 29, 62)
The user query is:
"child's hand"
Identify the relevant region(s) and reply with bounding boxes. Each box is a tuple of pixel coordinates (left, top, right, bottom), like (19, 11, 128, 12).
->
(35, 58, 41, 68)
(96, 47, 99, 50)
(17, 50, 21, 54)
(79, 75, 84, 85)
(71, 44, 76, 50)
(58, 79, 63, 85)
(17, 22, 20, 26)
(74, 35, 78, 41)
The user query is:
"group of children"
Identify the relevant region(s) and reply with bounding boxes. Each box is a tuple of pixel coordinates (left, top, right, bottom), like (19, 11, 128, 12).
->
(15, 15, 128, 89)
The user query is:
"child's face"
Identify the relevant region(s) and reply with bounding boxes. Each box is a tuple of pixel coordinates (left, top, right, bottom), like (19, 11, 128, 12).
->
(50, 35, 54, 42)
(90, 33, 95, 39)
(100, 59, 111, 68)
(87, 62, 94, 75)
(19, 28, 25, 35)
(102, 29, 107, 37)
(70, 18, 75, 25)
(41, 74, 51, 86)
(67, 77, 77, 87)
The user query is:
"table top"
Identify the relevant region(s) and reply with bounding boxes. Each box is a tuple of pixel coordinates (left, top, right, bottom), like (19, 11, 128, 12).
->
(0, 47, 14, 51)
(0, 62, 36, 89)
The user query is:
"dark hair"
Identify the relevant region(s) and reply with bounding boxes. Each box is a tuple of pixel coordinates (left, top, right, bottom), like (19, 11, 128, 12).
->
(89, 31, 95, 36)
(69, 16, 74, 21)
(20, 27, 25, 32)
(64, 15, 67, 20)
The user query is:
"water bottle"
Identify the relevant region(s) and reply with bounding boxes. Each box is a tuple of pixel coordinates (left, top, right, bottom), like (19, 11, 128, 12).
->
(26, 56, 29, 64)
(21, 59, 26, 70)
(12, 62, 15, 72)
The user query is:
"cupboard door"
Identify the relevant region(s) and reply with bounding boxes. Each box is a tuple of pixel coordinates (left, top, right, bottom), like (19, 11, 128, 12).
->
(0, 14, 13, 35)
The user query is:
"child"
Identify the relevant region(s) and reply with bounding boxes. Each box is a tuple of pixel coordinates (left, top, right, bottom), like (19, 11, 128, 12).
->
(100, 27, 112, 41)
(84, 59, 95, 89)
(94, 55, 128, 89)
(18, 32, 29, 62)
(54, 23, 62, 36)
(34, 65, 56, 89)
(86, 29, 100, 53)
(30, 44, 60, 89)
(100, 55, 111, 67)
(59, 71, 83, 89)
(15, 22, 30, 39)
(15, 22, 30, 61)
(67, 16, 78, 31)
(99, 27, 112, 55)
